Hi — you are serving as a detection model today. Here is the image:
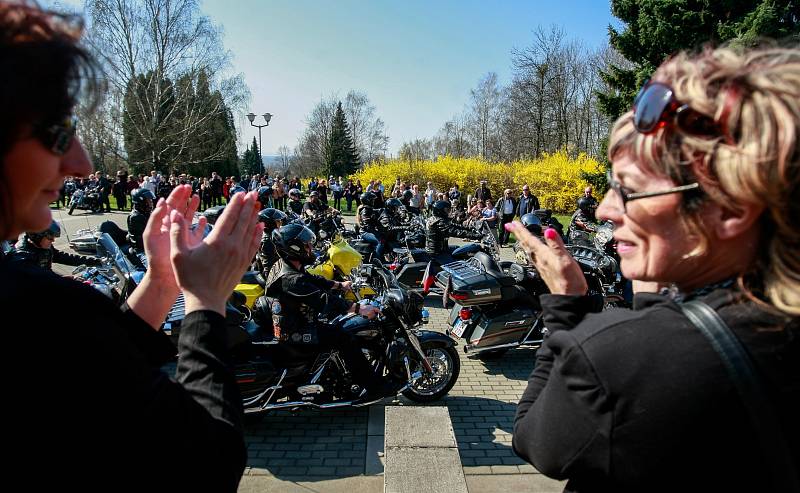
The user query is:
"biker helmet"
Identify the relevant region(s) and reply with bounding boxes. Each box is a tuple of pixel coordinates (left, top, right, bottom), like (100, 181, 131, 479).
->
(252, 296, 272, 329)
(272, 223, 317, 265)
(257, 208, 288, 233)
(26, 220, 61, 244)
(229, 185, 247, 197)
(360, 191, 377, 208)
(131, 188, 156, 214)
(384, 198, 403, 215)
(401, 189, 413, 205)
(257, 186, 273, 206)
(577, 197, 594, 214)
(289, 188, 301, 200)
(520, 213, 543, 236)
(431, 200, 451, 218)
(309, 190, 320, 199)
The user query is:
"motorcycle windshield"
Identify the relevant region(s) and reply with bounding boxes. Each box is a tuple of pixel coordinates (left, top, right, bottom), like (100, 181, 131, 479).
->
(96, 233, 135, 276)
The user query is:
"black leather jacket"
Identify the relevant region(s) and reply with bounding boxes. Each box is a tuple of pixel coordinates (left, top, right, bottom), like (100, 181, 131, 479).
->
(127, 210, 149, 253)
(425, 216, 482, 254)
(265, 261, 351, 341)
(358, 205, 380, 234)
(287, 199, 303, 215)
(11, 238, 101, 271)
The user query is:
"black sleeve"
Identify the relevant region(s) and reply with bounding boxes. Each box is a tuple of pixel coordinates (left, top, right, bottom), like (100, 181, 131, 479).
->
(513, 294, 607, 479)
(52, 247, 102, 267)
(446, 222, 482, 239)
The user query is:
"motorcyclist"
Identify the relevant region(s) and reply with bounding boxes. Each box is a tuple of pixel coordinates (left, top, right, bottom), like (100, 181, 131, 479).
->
(255, 208, 287, 274)
(266, 224, 395, 400)
(257, 185, 274, 209)
(10, 221, 101, 271)
(303, 190, 332, 235)
(127, 188, 155, 255)
(378, 198, 411, 251)
(514, 213, 543, 266)
(425, 200, 483, 264)
(286, 188, 303, 215)
(567, 196, 598, 247)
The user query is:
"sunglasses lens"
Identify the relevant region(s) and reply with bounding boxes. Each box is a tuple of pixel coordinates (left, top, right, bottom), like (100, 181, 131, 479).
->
(633, 84, 673, 133)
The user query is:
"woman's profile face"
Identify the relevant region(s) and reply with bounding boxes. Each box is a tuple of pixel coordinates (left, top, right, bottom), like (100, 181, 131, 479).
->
(3, 133, 91, 239)
(597, 153, 698, 284)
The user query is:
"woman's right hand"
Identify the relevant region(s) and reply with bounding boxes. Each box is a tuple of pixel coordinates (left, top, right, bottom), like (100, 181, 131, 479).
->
(169, 191, 265, 315)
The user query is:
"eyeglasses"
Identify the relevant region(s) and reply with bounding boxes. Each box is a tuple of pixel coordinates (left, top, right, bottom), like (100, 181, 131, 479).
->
(35, 116, 78, 155)
(606, 170, 700, 213)
(633, 81, 721, 138)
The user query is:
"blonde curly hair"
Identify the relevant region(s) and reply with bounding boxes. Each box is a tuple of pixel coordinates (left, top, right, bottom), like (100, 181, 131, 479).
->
(608, 44, 800, 315)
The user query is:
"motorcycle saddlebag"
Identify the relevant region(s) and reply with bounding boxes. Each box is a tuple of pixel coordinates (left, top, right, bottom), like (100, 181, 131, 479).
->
(395, 261, 429, 289)
(435, 261, 502, 306)
(468, 304, 538, 347)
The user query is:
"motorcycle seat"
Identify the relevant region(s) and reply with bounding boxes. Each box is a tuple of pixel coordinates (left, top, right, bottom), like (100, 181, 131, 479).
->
(473, 252, 516, 287)
(241, 270, 266, 287)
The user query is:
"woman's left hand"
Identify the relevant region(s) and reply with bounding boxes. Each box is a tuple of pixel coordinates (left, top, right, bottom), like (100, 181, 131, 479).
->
(142, 185, 199, 291)
(506, 221, 587, 296)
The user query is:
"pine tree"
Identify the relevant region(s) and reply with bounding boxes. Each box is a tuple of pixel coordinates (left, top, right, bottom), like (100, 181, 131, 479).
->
(241, 137, 262, 177)
(325, 102, 361, 178)
(598, 0, 800, 122)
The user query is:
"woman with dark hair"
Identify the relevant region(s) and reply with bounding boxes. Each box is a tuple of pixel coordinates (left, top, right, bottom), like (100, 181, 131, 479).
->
(0, 3, 263, 491)
(510, 44, 800, 492)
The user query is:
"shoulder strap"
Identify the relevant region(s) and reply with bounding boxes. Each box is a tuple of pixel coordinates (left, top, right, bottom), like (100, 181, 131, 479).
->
(681, 300, 799, 492)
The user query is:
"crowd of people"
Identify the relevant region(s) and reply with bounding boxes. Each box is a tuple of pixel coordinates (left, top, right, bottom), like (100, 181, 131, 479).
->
(3, 2, 798, 492)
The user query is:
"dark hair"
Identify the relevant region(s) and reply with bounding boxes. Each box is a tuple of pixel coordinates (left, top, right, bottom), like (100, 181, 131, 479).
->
(0, 1, 99, 238)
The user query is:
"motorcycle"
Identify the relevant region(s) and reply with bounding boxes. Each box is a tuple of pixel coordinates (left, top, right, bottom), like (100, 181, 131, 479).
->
(68, 186, 103, 215)
(307, 235, 377, 301)
(238, 260, 460, 415)
(436, 225, 625, 360)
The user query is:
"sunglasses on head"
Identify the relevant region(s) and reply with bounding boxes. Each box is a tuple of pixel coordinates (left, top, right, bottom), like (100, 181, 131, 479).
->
(35, 116, 78, 155)
(633, 81, 722, 139)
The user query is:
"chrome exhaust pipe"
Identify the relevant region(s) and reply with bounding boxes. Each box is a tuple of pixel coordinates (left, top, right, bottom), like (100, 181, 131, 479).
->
(463, 341, 521, 354)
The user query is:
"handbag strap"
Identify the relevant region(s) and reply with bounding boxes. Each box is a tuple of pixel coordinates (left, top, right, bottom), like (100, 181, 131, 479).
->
(681, 300, 799, 492)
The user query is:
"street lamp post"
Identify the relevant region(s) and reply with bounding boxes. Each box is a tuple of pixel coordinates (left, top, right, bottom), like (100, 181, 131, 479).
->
(246, 112, 273, 173)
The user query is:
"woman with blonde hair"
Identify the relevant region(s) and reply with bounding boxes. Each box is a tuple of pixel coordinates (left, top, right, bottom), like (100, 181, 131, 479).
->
(510, 44, 800, 492)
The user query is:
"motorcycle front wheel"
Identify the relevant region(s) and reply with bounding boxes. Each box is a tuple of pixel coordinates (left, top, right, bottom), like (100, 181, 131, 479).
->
(402, 345, 460, 403)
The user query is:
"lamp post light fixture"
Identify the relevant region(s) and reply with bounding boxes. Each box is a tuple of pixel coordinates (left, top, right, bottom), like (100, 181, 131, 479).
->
(246, 112, 273, 171)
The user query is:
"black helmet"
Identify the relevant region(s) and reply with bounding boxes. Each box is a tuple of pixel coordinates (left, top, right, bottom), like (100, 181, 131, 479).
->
(202, 205, 225, 225)
(131, 188, 156, 214)
(432, 200, 451, 218)
(272, 223, 317, 265)
(257, 186, 273, 206)
(401, 189, 414, 204)
(230, 185, 247, 197)
(577, 197, 594, 213)
(26, 220, 61, 244)
(520, 213, 543, 236)
(252, 296, 273, 329)
(385, 198, 403, 214)
(289, 188, 301, 199)
(360, 191, 377, 208)
(258, 208, 288, 232)
(309, 190, 320, 199)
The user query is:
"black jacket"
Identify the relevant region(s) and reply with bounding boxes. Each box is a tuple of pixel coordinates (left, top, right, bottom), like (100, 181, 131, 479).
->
(425, 216, 481, 254)
(513, 288, 800, 493)
(516, 193, 540, 217)
(11, 238, 101, 271)
(358, 205, 380, 234)
(286, 199, 303, 215)
(495, 197, 518, 219)
(265, 261, 351, 339)
(1, 260, 246, 492)
(127, 209, 149, 253)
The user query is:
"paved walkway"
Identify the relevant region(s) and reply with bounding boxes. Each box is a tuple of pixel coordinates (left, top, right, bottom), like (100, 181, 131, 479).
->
(51, 207, 564, 492)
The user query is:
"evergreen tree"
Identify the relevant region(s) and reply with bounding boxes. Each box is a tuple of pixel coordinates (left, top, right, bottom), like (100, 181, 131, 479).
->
(598, 0, 800, 121)
(241, 137, 263, 177)
(325, 102, 361, 178)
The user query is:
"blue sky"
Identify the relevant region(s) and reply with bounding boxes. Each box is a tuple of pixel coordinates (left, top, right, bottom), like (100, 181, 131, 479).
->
(52, 0, 618, 155)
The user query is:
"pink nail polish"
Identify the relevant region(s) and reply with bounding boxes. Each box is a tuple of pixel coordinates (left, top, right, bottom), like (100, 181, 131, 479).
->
(544, 228, 558, 240)
(504, 222, 514, 232)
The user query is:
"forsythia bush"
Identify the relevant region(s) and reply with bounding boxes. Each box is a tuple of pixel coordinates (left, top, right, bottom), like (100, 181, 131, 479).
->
(351, 150, 602, 213)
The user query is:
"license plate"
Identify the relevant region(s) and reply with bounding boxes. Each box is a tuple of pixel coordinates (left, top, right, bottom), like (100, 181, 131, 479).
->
(452, 319, 466, 338)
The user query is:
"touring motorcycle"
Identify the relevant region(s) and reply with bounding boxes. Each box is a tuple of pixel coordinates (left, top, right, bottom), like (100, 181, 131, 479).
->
(68, 186, 103, 215)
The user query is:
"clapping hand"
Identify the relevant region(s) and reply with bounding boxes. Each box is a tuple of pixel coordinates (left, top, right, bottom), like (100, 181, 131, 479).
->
(169, 191, 265, 315)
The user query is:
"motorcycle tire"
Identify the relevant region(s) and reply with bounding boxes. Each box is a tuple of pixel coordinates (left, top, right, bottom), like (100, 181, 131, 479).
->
(402, 344, 460, 403)
(476, 348, 509, 361)
(68, 202, 76, 215)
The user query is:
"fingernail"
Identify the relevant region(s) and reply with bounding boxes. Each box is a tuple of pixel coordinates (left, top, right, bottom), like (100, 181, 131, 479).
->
(504, 222, 515, 232)
(544, 228, 558, 240)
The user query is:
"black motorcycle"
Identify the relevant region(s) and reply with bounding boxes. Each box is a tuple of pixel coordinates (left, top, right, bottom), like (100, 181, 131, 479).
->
(68, 186, 103, 215)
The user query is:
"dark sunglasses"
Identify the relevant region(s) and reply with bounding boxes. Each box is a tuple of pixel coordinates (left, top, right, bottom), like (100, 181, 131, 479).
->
(35, 116, 78, 155)
(633, 81, 721, 138)
(606, 170, 700, 213)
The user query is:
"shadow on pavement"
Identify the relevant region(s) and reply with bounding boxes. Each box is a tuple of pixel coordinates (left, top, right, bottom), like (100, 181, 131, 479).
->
(471, 346, 537, 382)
